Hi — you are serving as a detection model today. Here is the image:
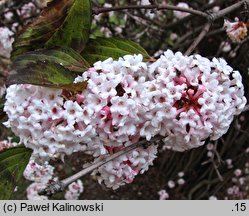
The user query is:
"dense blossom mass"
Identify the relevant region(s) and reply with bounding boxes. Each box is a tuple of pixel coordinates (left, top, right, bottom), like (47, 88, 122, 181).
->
(148, 50, 246, 150)
(4, 50, 247, 189)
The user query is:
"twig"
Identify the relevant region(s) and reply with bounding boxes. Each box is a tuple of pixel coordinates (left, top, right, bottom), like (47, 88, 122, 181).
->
(184, 0, 247, 54)
(39, 136, 162, 196)
(93, 4, 208, 19)
(125, 11, 164, 33)
(92, 1, 247, 55)
(211, 159, 224, 181)
(185, 22, 212, 55)
(206, 28, 225, 37)
(211, 1, 247, 21)
(177, 26, 204, 44)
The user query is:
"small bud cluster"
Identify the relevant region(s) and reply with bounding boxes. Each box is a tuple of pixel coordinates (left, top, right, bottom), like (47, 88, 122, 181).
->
(225, 160, 249, 199)
(224, 18, 248, 42)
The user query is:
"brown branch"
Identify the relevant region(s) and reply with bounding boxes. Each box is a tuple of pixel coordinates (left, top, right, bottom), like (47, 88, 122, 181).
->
(184, 22, 212, 56)
(39, 136, 162, 196)
(93, 4, 208, 19)
(184, 0, 248, 54)
(210, 1, 246, 21)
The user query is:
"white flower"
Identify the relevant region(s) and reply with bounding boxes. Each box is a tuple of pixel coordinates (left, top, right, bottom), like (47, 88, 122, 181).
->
(168, 180, 175, 188)
(63, 100, 84, 125)
(173, 3, 190, 19)
(158, 190, 169, 200)
(212, 57, 233, 75)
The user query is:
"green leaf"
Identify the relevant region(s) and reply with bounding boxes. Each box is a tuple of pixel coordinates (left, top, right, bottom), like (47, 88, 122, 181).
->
(8, 60, 87, 92)
(46, 0, 92, 52)
(8, 48, 88, 91)
(81, 37, 151, 65)
(13, 47, 90, 72)
(12, 0, 92, 59)
(0, 146, 32, 199)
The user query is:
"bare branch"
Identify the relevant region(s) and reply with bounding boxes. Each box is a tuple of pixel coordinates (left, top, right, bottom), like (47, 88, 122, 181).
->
(39, 136, 162, 196)
(185, 22, 212, 56)
(211, 1, 247, 21)
(93, 4, 208, 19)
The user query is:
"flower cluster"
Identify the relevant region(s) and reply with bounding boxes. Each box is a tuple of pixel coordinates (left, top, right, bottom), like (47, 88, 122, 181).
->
(24, 159, 54, 183)
(0, 138, 18, 152)
(208, 148, 249, 200)
(64, 180, 84, 200)
(24, 156, 85, 200)
(225, 157, 249, 199)
(149, 50, 246, 151)
(4, 85, 94, 158)
(17, 2, 39, 19)
(4, 50, 247, 189)
(224, 19, 248, 42)
(92, 144, 158, 189)
(24, 157, 55, 200)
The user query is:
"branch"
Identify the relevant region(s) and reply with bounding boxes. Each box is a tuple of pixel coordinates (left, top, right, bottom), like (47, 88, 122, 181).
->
(185, 22, 212, 56)
(184, 0, 247, 54)
(210, 1, 246, 21)
(39, 135, 162, 196)
(93, 4, 208, 19)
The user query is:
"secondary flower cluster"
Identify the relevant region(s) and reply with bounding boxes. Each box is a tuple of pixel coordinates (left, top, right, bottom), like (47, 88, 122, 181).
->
(4, 50, 247, 189)
(0, 138, 18, 152)
(24, 157, 85, 200)
(224, 18, 248, 42)
(64, 180, 84, 200)
(24, 158, 55, 200)
(92, 144, 158, 189)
